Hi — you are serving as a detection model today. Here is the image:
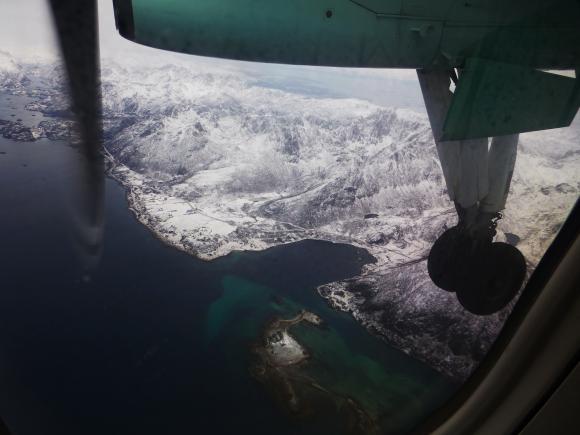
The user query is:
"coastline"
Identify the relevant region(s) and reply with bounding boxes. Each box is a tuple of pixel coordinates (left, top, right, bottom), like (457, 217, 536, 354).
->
(105, 153, 483, 382)
(104, 138, 579, 381)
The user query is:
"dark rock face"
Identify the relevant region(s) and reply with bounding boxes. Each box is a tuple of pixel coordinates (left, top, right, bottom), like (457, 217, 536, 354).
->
(555, 182, 575, 194)
(280, 127, 301, 158)
(504, 232, 521, 246)
(366, 232, 385, 245)
(39, 120, 78, 141)
(0, 118, 78, 142)
(0, 120, 34, 141)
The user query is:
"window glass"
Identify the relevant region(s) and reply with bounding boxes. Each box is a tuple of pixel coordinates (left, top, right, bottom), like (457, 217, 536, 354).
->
(0, 1, 578, 434)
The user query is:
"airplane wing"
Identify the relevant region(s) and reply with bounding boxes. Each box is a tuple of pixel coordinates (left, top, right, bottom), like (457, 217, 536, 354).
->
(112, 0, 580, 139)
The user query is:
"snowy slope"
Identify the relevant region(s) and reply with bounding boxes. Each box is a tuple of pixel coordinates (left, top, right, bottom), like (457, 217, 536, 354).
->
(0, 50, 29, 93)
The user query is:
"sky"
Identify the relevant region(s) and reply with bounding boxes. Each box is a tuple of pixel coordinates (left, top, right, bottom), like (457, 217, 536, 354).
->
(0, 0, 423, 108)
(0, 0, 59, 61)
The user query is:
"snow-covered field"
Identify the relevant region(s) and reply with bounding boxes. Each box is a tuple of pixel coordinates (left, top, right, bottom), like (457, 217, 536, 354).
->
(1, 51, 578, 380)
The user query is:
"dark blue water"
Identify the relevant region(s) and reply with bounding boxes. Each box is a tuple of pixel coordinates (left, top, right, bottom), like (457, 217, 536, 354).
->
(0, 122, 455, 434)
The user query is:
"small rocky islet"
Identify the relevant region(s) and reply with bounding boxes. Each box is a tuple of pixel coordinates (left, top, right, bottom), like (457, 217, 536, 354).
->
(251, 310, 380, 435)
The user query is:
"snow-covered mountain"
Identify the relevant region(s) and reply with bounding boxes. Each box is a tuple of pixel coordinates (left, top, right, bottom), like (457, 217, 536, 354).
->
(1, 53, 578, 380)
(0, 50, 29, 93)
(100, 60, 580, 380)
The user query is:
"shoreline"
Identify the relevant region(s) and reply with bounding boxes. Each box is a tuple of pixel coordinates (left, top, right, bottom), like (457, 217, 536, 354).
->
(105, 155, 470, 381)
(106, 150, 380, 262)
(3, 121, 513, 383)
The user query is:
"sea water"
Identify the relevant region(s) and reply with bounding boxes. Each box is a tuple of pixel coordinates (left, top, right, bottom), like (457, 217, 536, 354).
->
(0, 113, 455, 435)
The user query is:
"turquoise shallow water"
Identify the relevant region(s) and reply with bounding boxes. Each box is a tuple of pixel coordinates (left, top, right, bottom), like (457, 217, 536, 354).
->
(207, 274, 455, 434)
(0, 100, 456, 434)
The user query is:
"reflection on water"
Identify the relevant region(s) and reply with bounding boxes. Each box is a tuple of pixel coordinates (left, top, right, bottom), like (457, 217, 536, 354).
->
(0, 131, 455, 434)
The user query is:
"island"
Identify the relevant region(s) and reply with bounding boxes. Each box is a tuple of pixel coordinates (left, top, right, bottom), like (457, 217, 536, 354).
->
(251, 310, 379, 435)
(262, 310, 321, 366)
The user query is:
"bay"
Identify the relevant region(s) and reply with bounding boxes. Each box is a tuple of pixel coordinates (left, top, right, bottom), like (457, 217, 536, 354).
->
(0, 112, 455, 434)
